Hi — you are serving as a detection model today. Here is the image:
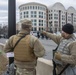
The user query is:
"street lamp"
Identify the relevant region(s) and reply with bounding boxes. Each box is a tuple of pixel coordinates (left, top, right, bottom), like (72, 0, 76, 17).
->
(8, 0, 16, 65)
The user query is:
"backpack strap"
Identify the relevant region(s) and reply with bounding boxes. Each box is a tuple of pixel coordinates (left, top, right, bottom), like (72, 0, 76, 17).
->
(53, 46, 59, 75)
(12, 33, 28, 51)
(58, 64, 70, 75)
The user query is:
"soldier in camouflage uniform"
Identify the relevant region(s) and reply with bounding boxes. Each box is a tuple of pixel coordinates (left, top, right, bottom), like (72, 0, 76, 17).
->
(4, 19, 45, 75)
(42, 23, 76, 75)
(0, 49, 8, 75)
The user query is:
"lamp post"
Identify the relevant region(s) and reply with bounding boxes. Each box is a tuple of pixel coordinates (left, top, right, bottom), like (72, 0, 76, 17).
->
(8, 0, 16, 65)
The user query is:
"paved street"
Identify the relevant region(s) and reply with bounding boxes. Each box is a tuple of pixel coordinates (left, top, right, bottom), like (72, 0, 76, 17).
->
(39, 38, 57, 60)
(0, 38, 57, 60)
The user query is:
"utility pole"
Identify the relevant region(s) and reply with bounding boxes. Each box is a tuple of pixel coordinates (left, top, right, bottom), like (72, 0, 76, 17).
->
(8, 0, 16, 65)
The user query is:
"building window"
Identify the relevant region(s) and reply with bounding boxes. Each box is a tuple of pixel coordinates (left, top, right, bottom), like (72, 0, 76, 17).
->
(62, 22, 65, 26)
(39, 27, 43, 31)
(74, 17, 76, 22)
(68, 16, 71, 21)
(33, 27, 37, 31)
(54, 14, 58, 19)
(24, 12, 25, 14)
(23, 7, 24, 10)
(39, 28, 40, 31)
(54, 21, 58, 23)
(49, 21, 52, 26)
(20, 12, 22, 15)
(34, 23, 37, 26)
(42, 28, 43, 30)
(54, 10, 56, 12)
(39, 12, 43, 18)
(39, 20, 43, 26)
(20, 12, 22, 19)
(34, 6, 37, 9)
(34, 11, 36, 14)
(20, 7, 22, 11)
(33, 6, 34, 9)
(31, 11, 33, 14)
(28, 6, 29, 9)
(38, 6, 39, 9)
(31, 19, 37, 26)
(25, 7, 27, 10)
(54, 17, 58, 19)
(62, 15, 65, 20)
(30, 6, 32, 9)
(49, 14, 53, 20)
(31, 11, 37, 18)
(36, 6, 37, 9)
(24, 15, 25, 18)
(44, 13, 46, 19)
(24, 11, 29, 18)
(54, 21, 58, 27)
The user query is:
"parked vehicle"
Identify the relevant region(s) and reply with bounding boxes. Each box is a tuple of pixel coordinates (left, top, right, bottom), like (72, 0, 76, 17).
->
(30, 31, 37, 37)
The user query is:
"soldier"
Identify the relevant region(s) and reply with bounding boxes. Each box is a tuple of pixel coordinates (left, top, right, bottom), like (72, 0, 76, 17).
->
(4, 19, 45, 75)
(0, 47, 8, 75)
(42, 23, 76, 75)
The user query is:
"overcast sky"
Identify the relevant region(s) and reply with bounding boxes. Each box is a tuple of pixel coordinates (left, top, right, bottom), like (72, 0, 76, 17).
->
(0, 0, 76, 23)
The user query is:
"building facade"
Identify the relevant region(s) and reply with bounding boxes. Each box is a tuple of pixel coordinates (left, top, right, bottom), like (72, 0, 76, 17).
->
(67, 7, 76, 31)
(19, 2, 47, 32)
(48, 2, 66, 32)
(19, 2, 76, 32)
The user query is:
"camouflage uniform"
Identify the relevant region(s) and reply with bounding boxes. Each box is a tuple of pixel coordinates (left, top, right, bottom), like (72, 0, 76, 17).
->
(4, 19, 45, 75)
(16, 68, 36, 75)
(44, 31, 76, 75)
(0, 49, 8, 75)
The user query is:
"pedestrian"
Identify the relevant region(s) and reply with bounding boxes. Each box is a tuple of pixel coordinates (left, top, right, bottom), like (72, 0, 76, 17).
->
(45, 35, 48, 40)
(40, 33, 44, 39)
(37, 31, 40, 38)
(4, 19, 45, 75)
(42, 23, 76, 75)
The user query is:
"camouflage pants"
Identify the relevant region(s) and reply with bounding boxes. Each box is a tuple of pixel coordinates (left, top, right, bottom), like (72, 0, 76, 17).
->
(16, 67, 36, 75)
(0, 71, 3, 75)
